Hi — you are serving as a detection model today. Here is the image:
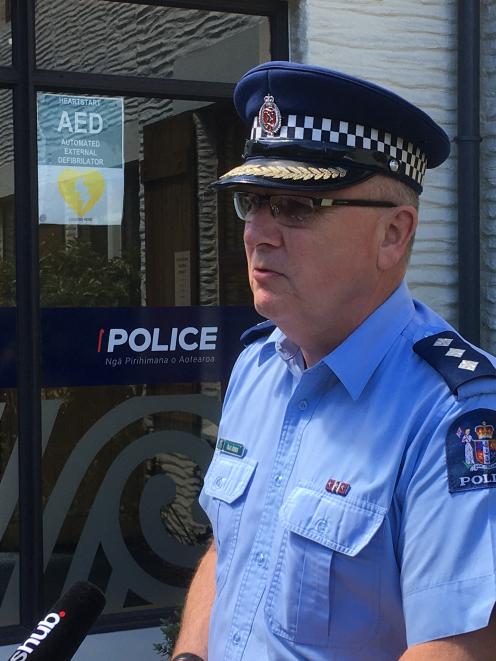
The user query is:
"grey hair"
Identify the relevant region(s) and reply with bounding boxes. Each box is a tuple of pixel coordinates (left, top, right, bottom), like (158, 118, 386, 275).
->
(369, 175, 419, 261)
(371, 175, 420, 210)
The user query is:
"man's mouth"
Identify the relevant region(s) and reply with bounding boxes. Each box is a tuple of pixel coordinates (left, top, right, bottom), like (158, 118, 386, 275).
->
(253, 265, 282, 274)
(252, 266, 284, 281)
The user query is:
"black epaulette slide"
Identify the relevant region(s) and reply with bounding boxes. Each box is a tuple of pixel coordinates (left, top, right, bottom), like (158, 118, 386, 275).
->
(413, 330, 496, 394)
(240, 319, 276, 346)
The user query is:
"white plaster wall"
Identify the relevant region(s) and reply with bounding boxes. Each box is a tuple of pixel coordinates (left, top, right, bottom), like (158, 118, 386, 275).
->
(481, 0, 496, 353)
(291, 0, 459, 325)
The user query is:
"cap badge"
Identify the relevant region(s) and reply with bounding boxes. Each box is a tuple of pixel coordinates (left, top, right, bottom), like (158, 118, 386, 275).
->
(259, 94, 281, 136)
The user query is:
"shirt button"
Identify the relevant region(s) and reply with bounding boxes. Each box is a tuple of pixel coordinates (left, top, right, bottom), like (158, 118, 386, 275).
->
(274, 474, 283, 486)
(316, 519, 328, 533)
(298, 399, 308, 410)
(232, 631, 241, 645)
(256, 552, 265, 567)
(214, 476, 225, 488)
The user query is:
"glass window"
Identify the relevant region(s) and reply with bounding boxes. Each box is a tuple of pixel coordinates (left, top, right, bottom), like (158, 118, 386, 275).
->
(35, 1, 270, 82)
(0, 0, 11, 66)
(0, 89, 17, 627)
(38, 93, 257, 617)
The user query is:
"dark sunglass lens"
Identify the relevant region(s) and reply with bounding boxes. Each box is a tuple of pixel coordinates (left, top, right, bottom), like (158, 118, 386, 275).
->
(233, 192, 260, 220)
(273, 196, 314, 223)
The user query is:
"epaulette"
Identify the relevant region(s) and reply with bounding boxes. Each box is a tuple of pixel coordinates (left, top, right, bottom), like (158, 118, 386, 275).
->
(240, 320, 276, 346)
(413, 330, 496, 394)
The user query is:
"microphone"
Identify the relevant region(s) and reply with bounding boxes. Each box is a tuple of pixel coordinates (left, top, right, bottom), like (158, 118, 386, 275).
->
(7, 581, 105, 661)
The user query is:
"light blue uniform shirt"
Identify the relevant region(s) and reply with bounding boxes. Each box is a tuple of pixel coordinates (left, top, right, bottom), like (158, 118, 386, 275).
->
(199, 281, 496, 660)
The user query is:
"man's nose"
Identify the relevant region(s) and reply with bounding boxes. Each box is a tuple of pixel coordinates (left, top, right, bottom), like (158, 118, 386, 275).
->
(243, 203, 283, 247)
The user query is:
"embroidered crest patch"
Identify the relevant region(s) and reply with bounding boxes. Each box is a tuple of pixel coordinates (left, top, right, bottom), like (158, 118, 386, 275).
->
(446, 408, 496, 492)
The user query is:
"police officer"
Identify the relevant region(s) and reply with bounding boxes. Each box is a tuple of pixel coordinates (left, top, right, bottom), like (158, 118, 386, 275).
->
(171, 61, 496, 660)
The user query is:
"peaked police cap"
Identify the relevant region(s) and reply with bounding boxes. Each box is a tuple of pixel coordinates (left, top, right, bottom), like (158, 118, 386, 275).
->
(212, 61, 451, 194)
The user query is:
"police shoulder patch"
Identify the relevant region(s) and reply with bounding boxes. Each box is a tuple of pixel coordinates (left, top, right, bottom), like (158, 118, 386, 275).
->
(240, 320, 276, 346)
(413, 330, 496, 394)
(446, 409, 496, 493)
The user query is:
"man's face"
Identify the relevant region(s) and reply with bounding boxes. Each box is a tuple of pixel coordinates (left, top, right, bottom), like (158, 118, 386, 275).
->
(242, 181, 393, 343)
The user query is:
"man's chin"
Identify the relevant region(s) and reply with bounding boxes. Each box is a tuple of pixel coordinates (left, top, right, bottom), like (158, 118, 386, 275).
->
(253, 294, 286, 323)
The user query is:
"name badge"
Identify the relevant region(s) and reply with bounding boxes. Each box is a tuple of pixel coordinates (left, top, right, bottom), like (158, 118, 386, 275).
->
(217, 438, 246, 458)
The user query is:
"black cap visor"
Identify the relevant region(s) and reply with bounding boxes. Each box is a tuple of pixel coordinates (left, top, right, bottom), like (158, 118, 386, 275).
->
(211, 158, 376, 192)
(211, 139, 423, 193)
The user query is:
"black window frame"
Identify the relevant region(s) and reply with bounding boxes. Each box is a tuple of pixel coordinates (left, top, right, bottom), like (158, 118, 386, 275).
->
(0, 0, 288, 644)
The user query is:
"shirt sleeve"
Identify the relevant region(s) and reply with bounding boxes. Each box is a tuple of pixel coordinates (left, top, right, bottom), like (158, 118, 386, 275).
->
(398, 392, 496, 646)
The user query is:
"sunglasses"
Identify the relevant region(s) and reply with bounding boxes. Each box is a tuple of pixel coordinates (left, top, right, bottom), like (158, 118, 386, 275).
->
(233, 191, 397, 227)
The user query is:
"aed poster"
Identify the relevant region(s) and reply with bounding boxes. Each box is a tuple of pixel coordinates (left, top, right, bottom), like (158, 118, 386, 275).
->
(37, 93, 124, 226)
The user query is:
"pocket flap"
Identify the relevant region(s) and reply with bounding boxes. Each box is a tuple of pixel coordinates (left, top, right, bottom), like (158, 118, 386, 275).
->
(280, 486, 386, 556)
(202, 455, 257, 504)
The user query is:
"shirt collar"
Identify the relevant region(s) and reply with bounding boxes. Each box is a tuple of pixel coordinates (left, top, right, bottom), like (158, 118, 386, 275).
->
(257, 281, 415, 399)
(259, 328, 294, 365)
(323, 280, 415, 400)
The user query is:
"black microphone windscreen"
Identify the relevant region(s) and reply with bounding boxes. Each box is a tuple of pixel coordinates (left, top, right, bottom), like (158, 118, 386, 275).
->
(7, 581, 106, 661)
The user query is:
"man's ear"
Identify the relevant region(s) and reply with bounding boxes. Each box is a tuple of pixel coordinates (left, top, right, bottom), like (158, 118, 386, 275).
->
(377, 206, 418, 271)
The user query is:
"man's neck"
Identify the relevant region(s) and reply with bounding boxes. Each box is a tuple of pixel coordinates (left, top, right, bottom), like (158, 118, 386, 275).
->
(292, 277, 404, 368)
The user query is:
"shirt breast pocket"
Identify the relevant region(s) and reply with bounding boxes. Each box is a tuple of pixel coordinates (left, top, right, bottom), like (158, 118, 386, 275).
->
(200, 454, 257, 594)
(265, 486, 386, 648)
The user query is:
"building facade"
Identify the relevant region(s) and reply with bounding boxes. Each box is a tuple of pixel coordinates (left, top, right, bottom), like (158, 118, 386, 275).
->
(0, 1, 493, 658)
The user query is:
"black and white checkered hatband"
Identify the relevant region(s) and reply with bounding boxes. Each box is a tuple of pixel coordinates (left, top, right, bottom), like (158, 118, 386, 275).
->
(250, 113, 428, 187)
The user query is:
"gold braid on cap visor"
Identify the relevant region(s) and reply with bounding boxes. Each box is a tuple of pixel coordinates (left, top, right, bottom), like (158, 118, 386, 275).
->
(219, 163, 348, 182)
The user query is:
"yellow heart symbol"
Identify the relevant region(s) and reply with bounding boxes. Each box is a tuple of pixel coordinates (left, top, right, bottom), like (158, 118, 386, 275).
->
(57, 168, 106, 216)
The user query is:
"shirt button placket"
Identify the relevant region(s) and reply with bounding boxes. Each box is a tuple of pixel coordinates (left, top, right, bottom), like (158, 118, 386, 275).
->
(226, 384, 317, 660)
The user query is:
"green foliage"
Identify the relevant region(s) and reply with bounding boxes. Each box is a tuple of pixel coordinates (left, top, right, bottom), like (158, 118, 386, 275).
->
(0, 240, 141, 307)
(154, 611, 181, 658)
(39, 240, 140, 307)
